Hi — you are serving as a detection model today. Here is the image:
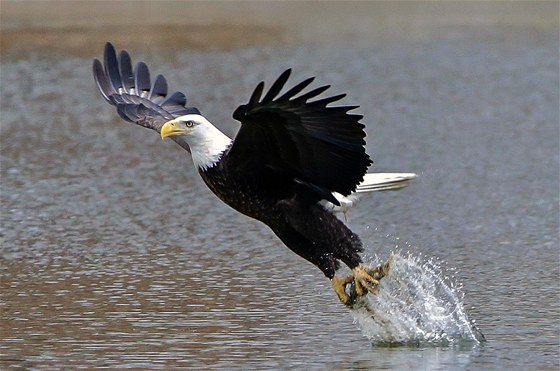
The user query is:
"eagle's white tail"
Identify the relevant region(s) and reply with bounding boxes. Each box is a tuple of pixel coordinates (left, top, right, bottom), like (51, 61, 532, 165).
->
(356, 173, 417, 192)
(322, 173, 417, 218)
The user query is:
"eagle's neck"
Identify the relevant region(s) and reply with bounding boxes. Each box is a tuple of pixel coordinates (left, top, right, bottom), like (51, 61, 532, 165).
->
(189, 122, 232, 171)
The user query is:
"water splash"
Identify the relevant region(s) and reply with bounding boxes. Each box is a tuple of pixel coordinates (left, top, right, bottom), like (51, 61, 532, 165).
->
(348, 252, 485, 345)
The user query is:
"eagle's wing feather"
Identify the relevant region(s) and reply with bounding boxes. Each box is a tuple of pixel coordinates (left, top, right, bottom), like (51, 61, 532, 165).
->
(228, 69, 372, 202)
(93, 42, 199, 152)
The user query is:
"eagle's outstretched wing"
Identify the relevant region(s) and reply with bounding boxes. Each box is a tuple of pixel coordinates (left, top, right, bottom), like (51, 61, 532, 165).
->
(93, 42, 200, 152)
(227, 69, 372, 204)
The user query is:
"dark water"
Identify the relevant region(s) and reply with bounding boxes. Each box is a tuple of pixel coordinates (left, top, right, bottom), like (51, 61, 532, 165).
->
(2, 14, 559, 370)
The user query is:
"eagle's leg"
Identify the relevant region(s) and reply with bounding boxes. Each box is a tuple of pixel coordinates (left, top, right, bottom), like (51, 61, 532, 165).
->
(330, 257, 393, 306)
(352, 258, 393, 296)
(353, 264, 381, 296)
(331, 274, 355, 306)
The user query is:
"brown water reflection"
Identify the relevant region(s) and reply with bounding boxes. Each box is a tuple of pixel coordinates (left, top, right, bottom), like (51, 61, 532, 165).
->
(3, 245, 345, 368)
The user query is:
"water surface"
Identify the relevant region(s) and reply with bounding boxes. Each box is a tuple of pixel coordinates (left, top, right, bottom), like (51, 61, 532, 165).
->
(1, 3, 559, 369)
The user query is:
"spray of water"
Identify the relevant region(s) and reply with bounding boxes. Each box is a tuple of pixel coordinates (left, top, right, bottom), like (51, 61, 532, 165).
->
(348, 252, 485, 345)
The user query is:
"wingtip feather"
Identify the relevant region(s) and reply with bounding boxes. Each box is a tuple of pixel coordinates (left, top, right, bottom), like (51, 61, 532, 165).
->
(93, 42, 200, 134)
(118, 50, 134, 91)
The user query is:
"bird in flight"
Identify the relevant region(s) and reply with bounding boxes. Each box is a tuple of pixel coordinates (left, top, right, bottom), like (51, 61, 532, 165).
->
(93, 43, 415, 307)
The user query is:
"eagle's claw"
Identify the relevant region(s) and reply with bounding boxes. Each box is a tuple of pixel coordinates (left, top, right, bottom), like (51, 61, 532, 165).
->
(353, 264, 381, 296)
(331, 258, 393, 307)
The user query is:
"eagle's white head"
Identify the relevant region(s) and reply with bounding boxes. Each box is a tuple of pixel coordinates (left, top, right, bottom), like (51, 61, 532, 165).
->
(160, 114, 232, 170)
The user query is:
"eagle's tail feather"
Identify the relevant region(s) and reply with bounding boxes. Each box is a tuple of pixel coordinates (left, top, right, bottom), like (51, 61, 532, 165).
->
(321, 173, 416, 218)
(356, 173, 417, 193)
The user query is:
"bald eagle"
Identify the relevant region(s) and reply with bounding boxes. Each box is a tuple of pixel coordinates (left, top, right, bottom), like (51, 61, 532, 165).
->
(93, 43, 415, 306)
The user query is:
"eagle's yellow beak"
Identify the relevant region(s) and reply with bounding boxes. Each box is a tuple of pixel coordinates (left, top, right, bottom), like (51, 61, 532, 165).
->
(161, 120, 189, 139)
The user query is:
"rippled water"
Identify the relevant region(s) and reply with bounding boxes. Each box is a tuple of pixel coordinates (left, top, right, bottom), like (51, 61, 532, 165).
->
(2, 12, 559, 370)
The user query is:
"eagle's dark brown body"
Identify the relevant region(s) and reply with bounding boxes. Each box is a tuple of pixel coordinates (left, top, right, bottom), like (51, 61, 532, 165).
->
(200, 156, 363, 278)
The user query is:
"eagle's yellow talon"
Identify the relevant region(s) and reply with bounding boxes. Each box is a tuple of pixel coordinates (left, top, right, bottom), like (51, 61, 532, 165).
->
(331, 274, 354, 306)
(330, 259, 394, 307)
(352, 259, 392, 297)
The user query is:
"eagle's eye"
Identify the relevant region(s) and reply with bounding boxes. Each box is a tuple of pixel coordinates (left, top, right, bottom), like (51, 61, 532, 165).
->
(185, 120, 195, 128)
